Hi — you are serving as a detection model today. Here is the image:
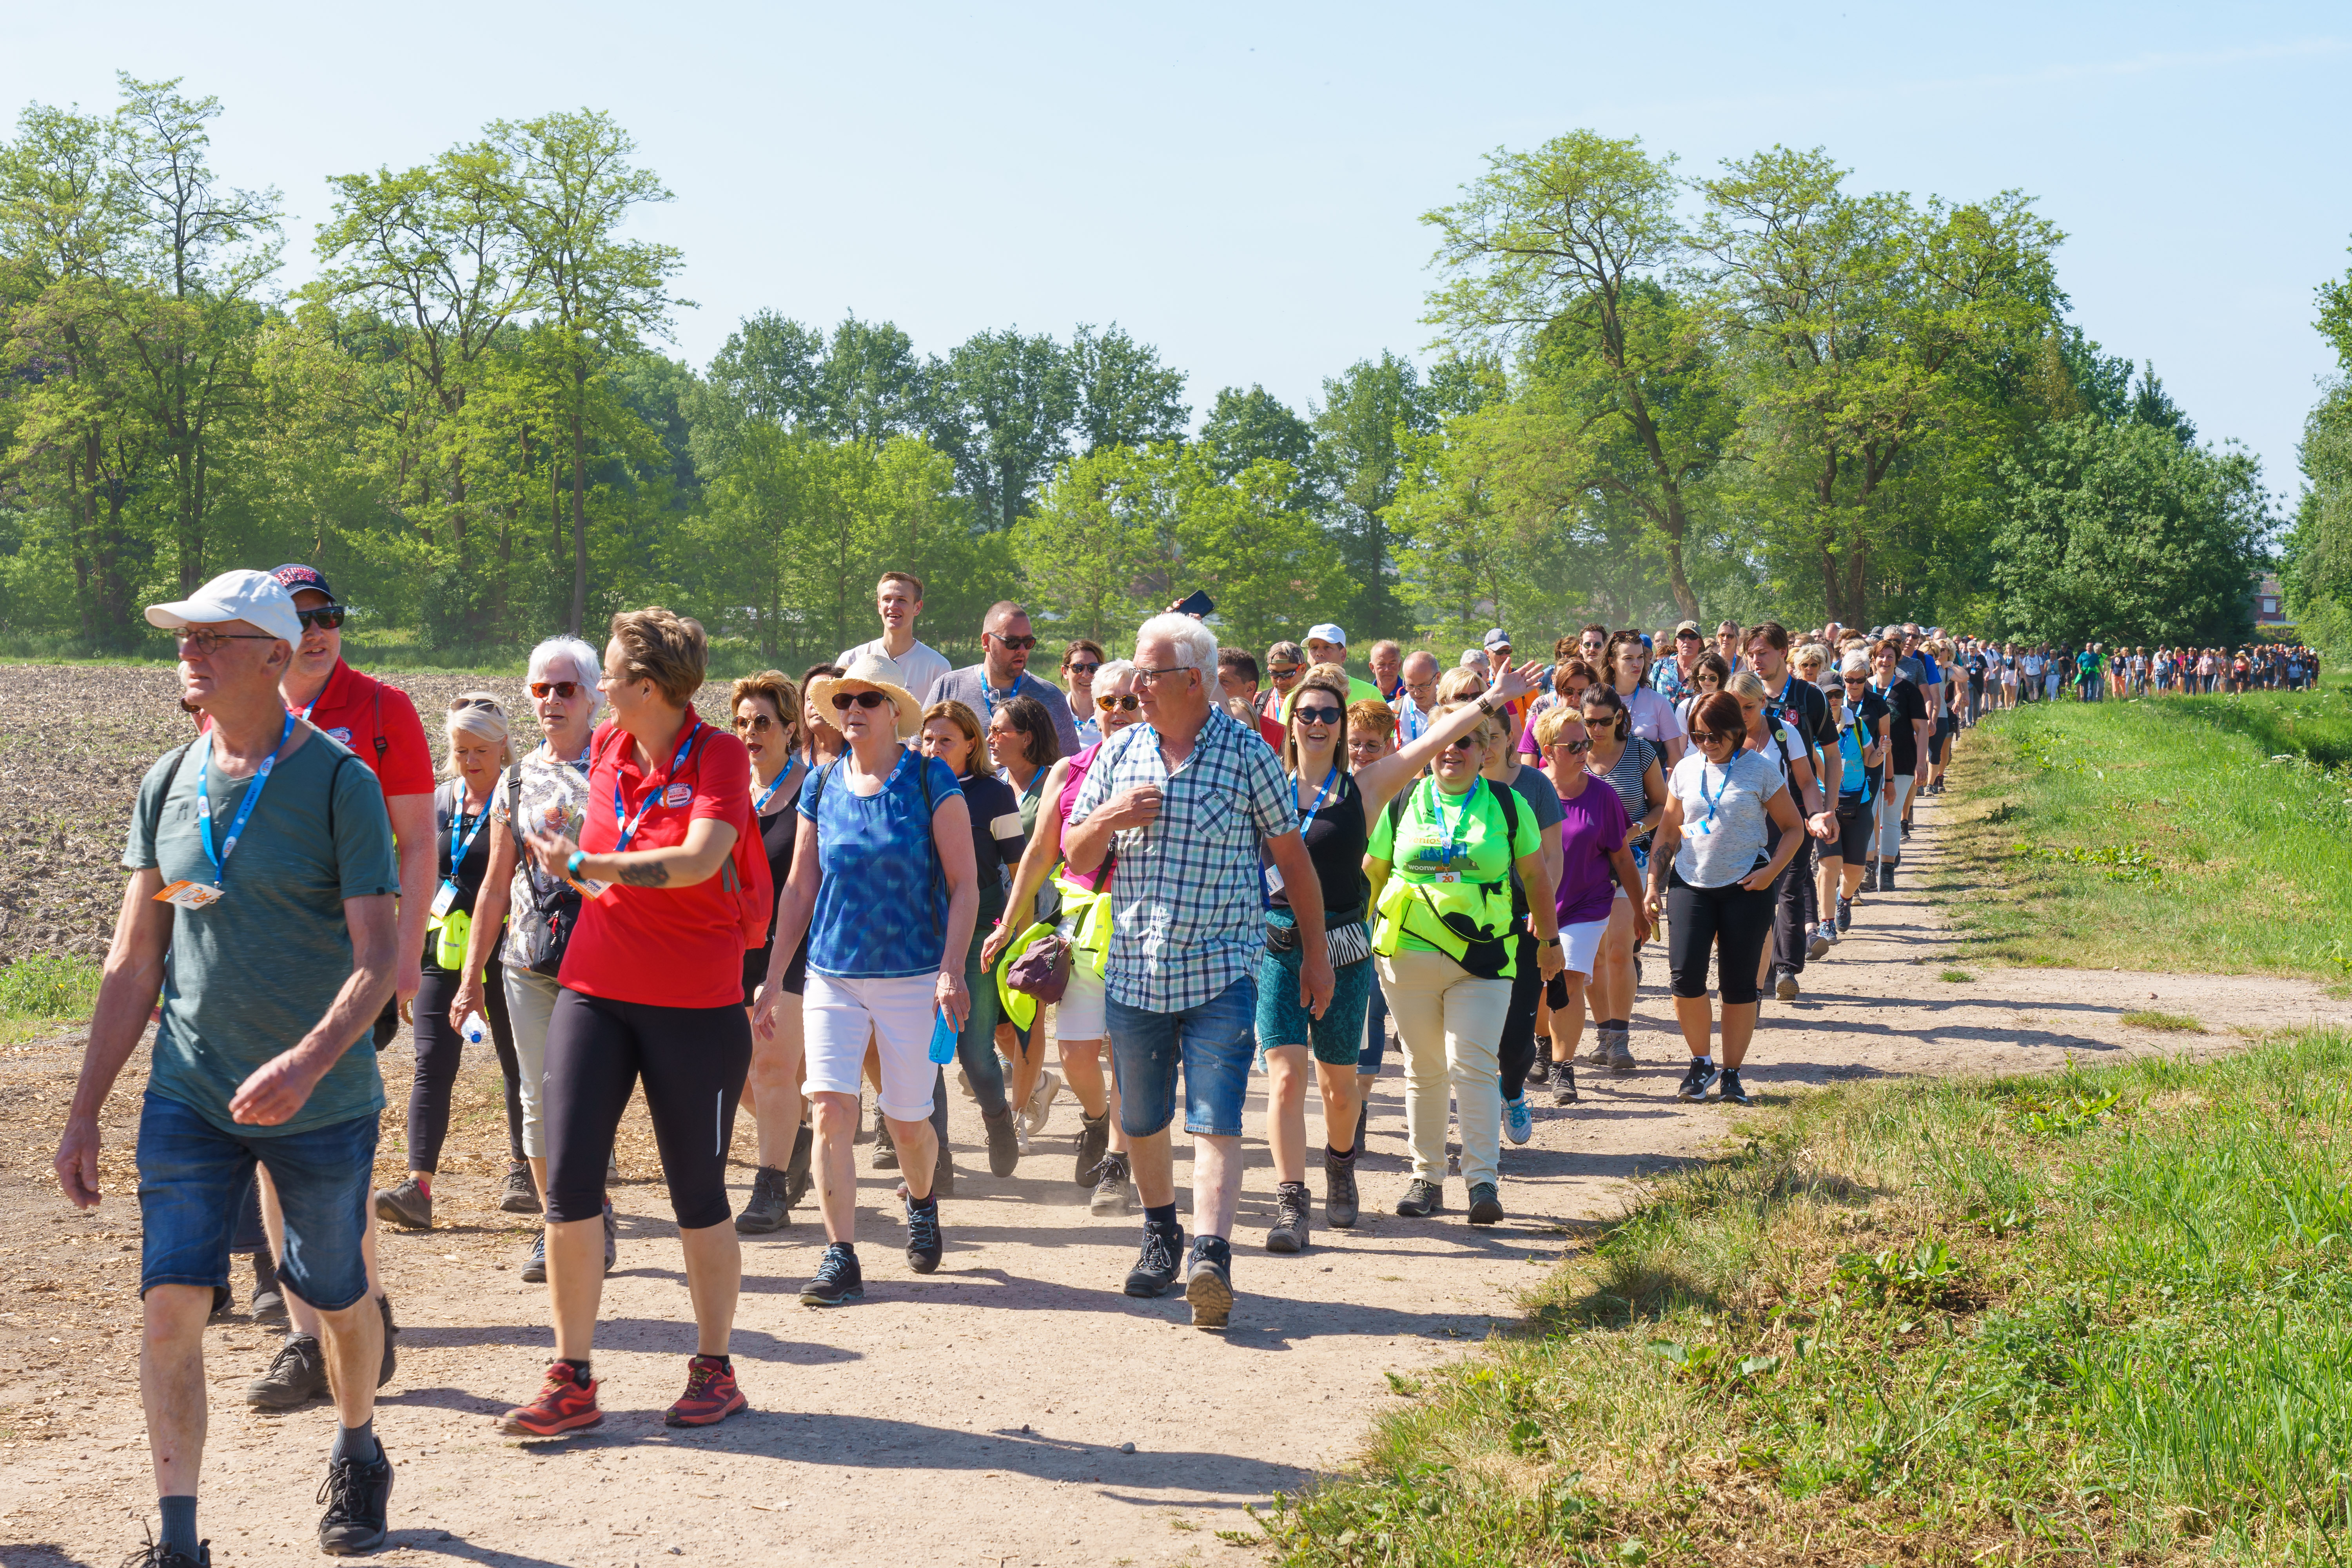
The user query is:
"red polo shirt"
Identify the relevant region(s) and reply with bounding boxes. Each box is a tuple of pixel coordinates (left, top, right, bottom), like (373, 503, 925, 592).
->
(291, 660, 434, 797)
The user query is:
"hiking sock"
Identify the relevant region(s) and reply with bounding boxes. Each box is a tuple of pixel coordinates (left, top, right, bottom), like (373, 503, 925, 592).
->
(159, 1496, 198, 1558)
(330, 1416, 376, 1465)
(1144, 1203, 1179, 1233)
(557, 1358, 592, 1387)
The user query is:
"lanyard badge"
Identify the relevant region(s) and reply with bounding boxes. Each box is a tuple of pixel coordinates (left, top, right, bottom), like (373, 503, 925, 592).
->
(432, 798, 495, 916)
(611, 720, 704, 855)
(159, 713, 296, 907)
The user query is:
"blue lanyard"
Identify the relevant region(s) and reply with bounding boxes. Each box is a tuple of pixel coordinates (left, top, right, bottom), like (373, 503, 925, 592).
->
(611, 720, 703, 855)
(1432, 775, 1479, 850)
(980, 675, 1021, 722)
(1694, 759, 1728, 835)
(1294, 764, 1340, 836)
(198, 712, 295, 887)
(446, 793, 493, 880)
(753, 755, 800, 815)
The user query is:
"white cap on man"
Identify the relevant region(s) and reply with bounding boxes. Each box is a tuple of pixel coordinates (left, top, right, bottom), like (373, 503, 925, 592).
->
(145, 568, 304, 649)
(1305, 622, 1347, 648)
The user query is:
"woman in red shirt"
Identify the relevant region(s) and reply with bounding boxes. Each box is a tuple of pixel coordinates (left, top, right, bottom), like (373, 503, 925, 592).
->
(497, 608, 763, 1438)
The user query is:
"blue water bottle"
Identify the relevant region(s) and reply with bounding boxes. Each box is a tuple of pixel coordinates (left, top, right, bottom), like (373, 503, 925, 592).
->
(927, 1006, 958, 1065)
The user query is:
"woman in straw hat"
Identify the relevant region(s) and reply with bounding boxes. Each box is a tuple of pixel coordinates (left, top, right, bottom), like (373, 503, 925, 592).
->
(757, 652, 979, 1305)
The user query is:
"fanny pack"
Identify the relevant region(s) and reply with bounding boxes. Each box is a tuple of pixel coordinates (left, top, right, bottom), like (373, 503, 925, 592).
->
(1265, 904, 1372, 969)
(432, 907, 473, 973)
(1005, 933, 1073, 1002)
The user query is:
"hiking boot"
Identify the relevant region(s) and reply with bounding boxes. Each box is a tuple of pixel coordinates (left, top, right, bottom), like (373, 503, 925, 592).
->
(1677, 1060, 1720, 1103)
(799, 1243, 865, 1306)
(1881, 857, 1899, 889)
(1354, 1096, 1369, 1154)
(246, 1333, 327, 1409)
(1862, 860, 1880, 893)
(1088, 1151, 1134, 1216)
(906, 1196, 944, 1274)
(603, 1199, 617, 1275)
(1837, 895, 1854, 932)
(372, 1176, 431, 1230)
(498, 1363, 601, 1436)
(782, 1121, 814, 1209)
(1900, 819, 1911, 840)
(1466, 1181, 1504, 1226)
(122, 1535, 209, 1568)
(1719, 1069, 1754, 1107)
(1503, 1094, 1533, 1145)
(1606, 1035, 1638, 1074)
(664, 1354, 747, 1427)
(521, 1229, 548, 1283)
(315, 1440, 393, 1555)
(1526, 1054, 1550, 1087)
(1074, 1111, 1110, 1186)
(735, 1167, 791, 1234)
(1554, 1063, 1580, 1105)
(1265, 1182, 1310, 1254)
(1807, 928, 1832, 961)
(1776, 970, 1800, 1003)
(499, 1161, 541, 1215)
(1023, 1069, 1062, 1137)
(1395, 1178, 1444, 1218)
(982, 1105, 1020, 1177)
(1185, 1236, 1234, 1330)
(872, 1123, 900, 1170)
(376, 1294, 397, 1389)
(1125, 1223, 1184, 1298)
(247, 1250, 285, 1323)
(1323, 1145, 1360, 1229)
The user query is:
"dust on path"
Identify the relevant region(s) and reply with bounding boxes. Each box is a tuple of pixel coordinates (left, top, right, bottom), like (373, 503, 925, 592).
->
(3, 787, 2345, 1568)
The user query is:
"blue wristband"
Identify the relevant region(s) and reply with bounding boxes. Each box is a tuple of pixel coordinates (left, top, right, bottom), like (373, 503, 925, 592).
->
(566, 850, 586, 879)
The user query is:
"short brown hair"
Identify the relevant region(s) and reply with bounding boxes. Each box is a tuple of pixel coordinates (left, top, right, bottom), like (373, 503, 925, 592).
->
(919, 699, 985, 776)
(730, 670, 803, 748)
(1689, 691, 1744, 740)
(1063, 638, 1105, 669)
(1747, 620, 1790, 654)
(1553, 657, 1599, 696)
(879, 570, 924, 599)
(608, 607, 707, 706)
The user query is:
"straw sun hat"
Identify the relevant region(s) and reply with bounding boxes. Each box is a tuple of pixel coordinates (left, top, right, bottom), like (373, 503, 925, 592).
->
(806, 651, 925, 740)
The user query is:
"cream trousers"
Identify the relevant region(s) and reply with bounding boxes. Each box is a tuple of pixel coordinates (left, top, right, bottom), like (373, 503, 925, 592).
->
(1376, 948, 1513, 1191)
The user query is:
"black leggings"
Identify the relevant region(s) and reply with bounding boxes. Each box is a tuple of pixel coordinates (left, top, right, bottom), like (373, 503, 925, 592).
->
(1496, 930, 1542, 1100)
(1666, 867, 1775, 1007)
(542, 988, 751, 1230)
(405, 959, 521, 1173)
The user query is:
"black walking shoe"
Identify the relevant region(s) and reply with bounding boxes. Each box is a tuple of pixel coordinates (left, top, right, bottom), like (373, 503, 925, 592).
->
(499, 1161, 541, 1214)
(1074, 1111, 1110, 1186)
(1125, 1223, 1184, 1298)
(1862, 860, 1880, 893)
(1776, 970, 1800, 1002)
(1880, 857, 1899, 890)
(247, 1250, 285, 1323)
(799, 1243, 864, 1306)
(1466, 1181, 1504, 1225)
(1719, 1069, 1755, 1106)
(735, 1167, 791, 1233)
(872, 1123, 900, 1170)
(931, 1134, 955, 1199)
(1806, 929, 1832, 960)
(1526, 1054, 1550, 1087)
(905, 1197, 944, 1274)
(1323, 1146, 1360, 1229)
(122, 1533, 209, 1568)
(1395, 1178, 1444, 1218)
(1265, 1182, 1310, 1254)
(782, 1122, 814, 1209)
(1553, 1063, 1579, 1105)
(1677, 1060, 1720, 1103)
(1185, 1237, 1234, 1330)
(246, 1333, 328, 1409)
(982, 1105, 1020, 1177)
(316, 1441, 393, 1555)
(1837, 896, 1853, 933)
(1088, 1151, 1134, 1216)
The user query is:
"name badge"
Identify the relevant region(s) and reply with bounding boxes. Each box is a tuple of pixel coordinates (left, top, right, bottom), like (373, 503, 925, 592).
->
(663, 782, 692, 808)
(1263, 861, 1285, 897)
(566, 870, 614, 900)
(429, 880, 459, 918)
(325, 726, 352, 746)
(155, 879, 225, 909)
(1432, 871, 1462, 884)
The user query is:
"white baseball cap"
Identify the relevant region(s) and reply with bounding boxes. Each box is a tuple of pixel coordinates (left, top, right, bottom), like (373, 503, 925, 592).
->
(1305, 623, 1347, 647)
(1482, 627, 1512, 652)
(146, 568, 303, 649)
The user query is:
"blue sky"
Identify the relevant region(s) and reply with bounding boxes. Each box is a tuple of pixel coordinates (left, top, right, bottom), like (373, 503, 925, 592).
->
(7, 1, 2345, 507)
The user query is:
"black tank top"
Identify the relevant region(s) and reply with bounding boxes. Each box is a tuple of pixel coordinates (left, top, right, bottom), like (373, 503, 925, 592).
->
(753, 760, 802, 925)
(1272, 768, 1367, 915)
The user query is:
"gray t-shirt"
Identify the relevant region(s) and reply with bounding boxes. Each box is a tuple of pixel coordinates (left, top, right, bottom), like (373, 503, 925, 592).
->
(1503, 763, 1564, 905)
(1668, 749, 1784, 889)
(126, 728, 399, 1136)
(923, 665, 1082, 760)
(837, 637, 952, 706)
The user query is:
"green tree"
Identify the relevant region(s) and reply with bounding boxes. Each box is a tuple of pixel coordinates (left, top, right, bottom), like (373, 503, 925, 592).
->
(1011, 443, 1163, 644)
(1313, 351, 1441, 639)
(924, 328, 1075, 532)
(1069, 322, 1188, 453)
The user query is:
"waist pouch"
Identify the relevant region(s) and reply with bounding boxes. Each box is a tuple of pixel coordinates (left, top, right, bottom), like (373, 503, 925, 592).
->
(1265, 904, 1372, 969)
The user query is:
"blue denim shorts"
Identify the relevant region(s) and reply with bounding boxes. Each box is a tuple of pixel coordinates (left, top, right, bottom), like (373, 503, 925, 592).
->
(1107, 975, 1257, 1138)
(137, 1092, 378, 1312)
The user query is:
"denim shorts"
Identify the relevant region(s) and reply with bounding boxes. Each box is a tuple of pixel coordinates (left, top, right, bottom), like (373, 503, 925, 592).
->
(137, 1092, 378, 1312)
(1256, 936, 1376, 1066)
(1107, 975, 1257, 1138)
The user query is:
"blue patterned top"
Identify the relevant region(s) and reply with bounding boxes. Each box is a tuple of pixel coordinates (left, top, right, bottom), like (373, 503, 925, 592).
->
(800, 750, 963, 979)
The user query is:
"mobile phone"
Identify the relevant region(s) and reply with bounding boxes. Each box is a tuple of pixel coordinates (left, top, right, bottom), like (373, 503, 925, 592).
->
(1173, 589, 1214, 619)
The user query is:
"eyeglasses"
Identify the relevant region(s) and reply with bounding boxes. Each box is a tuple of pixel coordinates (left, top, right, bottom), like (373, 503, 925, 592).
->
(528, 680, 583, 700)
(830, 690, 891, 711)
(1134, 665, 1192, 685)
(1842, 673, 1868, 683)
(735, 713, 777, 733)
(172, 628, 277, 656)
(1549, 738, 1592, 754)
(1437, 737, 1479, 754)
(1692, 730, 1737, 745)
(1064, 661, 1100, 677)
(296, 605, 347, 630)
(988, 633, 1038, 652)
(1096, 693, 1141, 713)
(1293, 705, 1343, 725)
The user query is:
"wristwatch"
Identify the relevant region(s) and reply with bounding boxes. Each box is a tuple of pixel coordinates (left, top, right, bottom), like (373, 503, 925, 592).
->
(1539, 935, 1560, 949)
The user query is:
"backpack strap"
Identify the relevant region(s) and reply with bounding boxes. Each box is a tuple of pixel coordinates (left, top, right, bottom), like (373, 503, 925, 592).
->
(144, 742, 194, 853)
(372, 682, 387, 763)
(325, 751, 351, 843)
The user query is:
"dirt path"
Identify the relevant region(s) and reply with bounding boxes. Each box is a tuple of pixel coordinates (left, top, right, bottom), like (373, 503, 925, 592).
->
(4, 786, 2346, 1568)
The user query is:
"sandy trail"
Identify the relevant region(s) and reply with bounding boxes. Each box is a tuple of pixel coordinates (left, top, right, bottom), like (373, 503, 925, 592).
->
(3, 787, 2345, 1568)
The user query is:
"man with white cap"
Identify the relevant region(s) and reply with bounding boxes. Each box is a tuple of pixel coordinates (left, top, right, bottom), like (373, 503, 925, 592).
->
(54, 570, 402, 1563)
(1301, 623, 1382, 706)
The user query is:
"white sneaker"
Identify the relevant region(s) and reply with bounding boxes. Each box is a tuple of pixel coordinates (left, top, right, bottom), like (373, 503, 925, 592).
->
(1023, 1070, 1062, 1137)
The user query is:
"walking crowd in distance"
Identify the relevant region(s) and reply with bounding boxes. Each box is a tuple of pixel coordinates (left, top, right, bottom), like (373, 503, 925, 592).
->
(49, 563, 2324, 1564)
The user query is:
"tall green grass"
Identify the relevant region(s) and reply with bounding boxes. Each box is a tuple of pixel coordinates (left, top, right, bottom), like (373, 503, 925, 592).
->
(0, 953, 102, 1018)
(1941, 684, 2352, 978)
(1263, 1033, 2352, 1565)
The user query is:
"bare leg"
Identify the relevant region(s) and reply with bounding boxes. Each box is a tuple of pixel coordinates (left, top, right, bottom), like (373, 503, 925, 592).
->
(1719, 1002, 1760, 1068)
(312, 1291, 383, 1431)
(811, 1091, 860, 1242)
(743, 1002, 804, 1169)
(1191, 1132, 1244, 1239)
(1548, 971, 1590, 1062)
(1672, 994, 1717, 1057)
(1264, 1045, 1311, 1185)
(677, 1221, 740, 1356)
(1059, 1036, 1108, 1119)
(142, 1284, 211, 1497)
(1313, 1060, 1359, 1157)
(883, 1113, 938, 1200)
(546, 1214, 604, 1362)
(1128, 1125, 1175, 1209)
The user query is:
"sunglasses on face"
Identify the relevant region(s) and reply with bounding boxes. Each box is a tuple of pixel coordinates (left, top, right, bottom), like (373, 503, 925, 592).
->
(529, 680, 583, 700)
(735, 713, 777, 733)
(296, 605, 347, 631)
(1437, 737, 1478, 754)
(1268, 665, 1301, 680)
(1550, 738, 1593, 754)
(1096, 693, 1141, 712)
(1064, 661, 1100, 677)
(1293, 704, 1343, 725)
(1693, 730, 1737, 746)
(830, 690, 891, 711)
(989, 633, 1038, 651)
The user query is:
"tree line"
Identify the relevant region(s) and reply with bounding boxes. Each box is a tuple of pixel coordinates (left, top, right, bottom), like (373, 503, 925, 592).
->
(0, 82, 2273, 664)
(2282, 252, 2352, 649)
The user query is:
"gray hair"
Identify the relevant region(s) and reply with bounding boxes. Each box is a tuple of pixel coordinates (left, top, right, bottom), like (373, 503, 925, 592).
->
(1136, 612, 1217, 677)
(1095, 657, 1138, 690)
(527, 635, 604, 716)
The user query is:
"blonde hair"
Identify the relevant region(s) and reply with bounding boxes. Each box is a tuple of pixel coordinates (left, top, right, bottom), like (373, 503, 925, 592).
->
(443, 692, 514, 775)
(1725, 670, 1770, 704)
(1434, 665, 1487, 705)
(1532, 703, 1589, 750)
(1793, 642, 1831, 674)
(608, 606, 707, 706)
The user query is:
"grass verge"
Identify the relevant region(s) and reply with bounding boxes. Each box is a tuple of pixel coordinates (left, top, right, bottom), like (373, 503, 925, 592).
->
(0, 954, 101, 1019)
(1935, 686, 2352, 979)
(1259, 1031, 2352, 1566)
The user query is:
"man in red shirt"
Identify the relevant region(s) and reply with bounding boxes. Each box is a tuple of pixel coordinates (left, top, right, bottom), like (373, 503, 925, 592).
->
(242, 563, 436, 1413)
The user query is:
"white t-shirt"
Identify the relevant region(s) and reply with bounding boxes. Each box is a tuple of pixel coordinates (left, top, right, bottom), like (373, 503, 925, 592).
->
(835, 637, 952, 704)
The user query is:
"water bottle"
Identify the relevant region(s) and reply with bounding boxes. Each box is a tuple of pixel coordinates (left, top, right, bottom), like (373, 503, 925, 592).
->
(461, 1011, 488, 1047)
(927, 1007, 957, 1065)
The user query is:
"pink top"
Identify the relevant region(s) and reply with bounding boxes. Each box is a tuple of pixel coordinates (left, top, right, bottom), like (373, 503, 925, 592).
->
(1056, 741, 1109, 893)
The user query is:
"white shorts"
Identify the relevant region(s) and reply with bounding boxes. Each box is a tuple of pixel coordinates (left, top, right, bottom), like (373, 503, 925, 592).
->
(1053, 956, 1107, 1041)
(1561, 916, 1610, 980)
(802, 973, 938, 1123)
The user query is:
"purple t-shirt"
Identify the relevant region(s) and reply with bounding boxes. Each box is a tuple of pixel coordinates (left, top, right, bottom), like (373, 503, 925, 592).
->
(1553, 773, 1631, 927)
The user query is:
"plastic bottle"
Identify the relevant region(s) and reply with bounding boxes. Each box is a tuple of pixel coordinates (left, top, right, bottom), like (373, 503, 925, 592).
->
(461, 1011, 488, 1047)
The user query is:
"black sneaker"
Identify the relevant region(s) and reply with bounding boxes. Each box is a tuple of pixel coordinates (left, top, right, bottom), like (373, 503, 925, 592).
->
(247, 1250, 285, 1323)
(1074, 1111, 1110, 1186)
(1553, 1063, 1579, 1105)
(905, 1197, 944, 1274)
(1466, 1181, 1504, 1225)
(499, 1161, 541, 1215)
(1525, 1054, 1550, 1087)
(1776, 970, 1800, 1003)
(1323, 1146, 1360, 1229)
(1862, 861, 1880, 893)
(1395, 1178, 1444, 1218)
(1185, 1237, 1233, 1330)
(1880, 858, 1898, 890)
(1837, 896, 1853, 933)
(1806, 929, 1832, 961)
(122, 1533, 210, 1568)
(1124, 1223, 1184, 1298)
(1088, 1151, 1133, 1216)
(782, 1122, 814, 1210)
(982, 1106, 1020, 1178)
(1719, 1069, 1755, 1107)
(736, 1167, 791, 1234)
(1899, 819, 1911, 841)
(316, 1441, 393, 1555)
(375, 1294, 397, 1389)
(1265, 1182, 1310, 1254)
(521, 1229, 547, 1284)
(372, 1177, 431, 1230)
(1677, 1060, 1720, 1103)
(799, 1243, 864, 1306)
(245, 1333, 328, 1409)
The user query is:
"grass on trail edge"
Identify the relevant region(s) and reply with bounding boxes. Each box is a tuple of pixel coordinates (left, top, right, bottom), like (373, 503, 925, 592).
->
(1935, 685, 2352, 980)
(1256, 1031, 2352, 1567)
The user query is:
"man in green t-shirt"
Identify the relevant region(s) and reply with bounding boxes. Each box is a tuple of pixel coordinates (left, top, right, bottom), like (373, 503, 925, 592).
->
(52, 569, 402, 1564)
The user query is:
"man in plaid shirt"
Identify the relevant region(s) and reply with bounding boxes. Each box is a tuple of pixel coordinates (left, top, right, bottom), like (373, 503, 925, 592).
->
(1065, 613, 1332, 1330)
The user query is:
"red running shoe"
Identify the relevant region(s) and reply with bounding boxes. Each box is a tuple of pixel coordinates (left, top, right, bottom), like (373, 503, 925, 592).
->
(664, 1354, 747, 1428)
(497, 1364, 602, 1437)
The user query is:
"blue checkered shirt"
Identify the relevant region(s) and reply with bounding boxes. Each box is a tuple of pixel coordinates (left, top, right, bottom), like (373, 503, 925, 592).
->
(1067, 704, 1298, 1013)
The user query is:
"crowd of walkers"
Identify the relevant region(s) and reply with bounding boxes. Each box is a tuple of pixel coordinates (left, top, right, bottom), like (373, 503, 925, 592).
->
(47, 562, 2329, 1564)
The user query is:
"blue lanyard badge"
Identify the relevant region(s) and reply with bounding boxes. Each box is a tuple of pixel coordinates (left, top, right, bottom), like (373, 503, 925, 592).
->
(430, 794, 495, 918)
(611, 720, 704, 855)
(1693, 762, 1726, 835)
(1264, 765, 1340, 900)
(196, 712, 295, 890)
(753, 755, 800, 815)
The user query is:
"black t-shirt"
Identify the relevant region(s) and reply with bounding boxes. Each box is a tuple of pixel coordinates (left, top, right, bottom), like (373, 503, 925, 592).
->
(1271, 766, 1367, 915)
(425, 779, 499, 971)
(1877, 678, 1927, 775)
(959, 771, 1025, 910)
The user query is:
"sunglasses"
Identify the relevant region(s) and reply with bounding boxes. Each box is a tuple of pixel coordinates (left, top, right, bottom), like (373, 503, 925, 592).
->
(989, 633, 1038, 651)
(448, 696, 498, 712)
(172, 628, 277, 656)
(296, 604, 347, 630)
(734, 713, 777, 732)
(1549, 738, 1592, 754)
(1437, 737, 1479, 754)
(528, 680, 583, 700)
(1064, 661, 1100, 677)
(830, 690, 892, 711)
(1293, 705, 1343, 725)
(1268, 665, 1301, 680)
(1692, 730, 1739, 745)
(1096, 693, 1141, 713)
